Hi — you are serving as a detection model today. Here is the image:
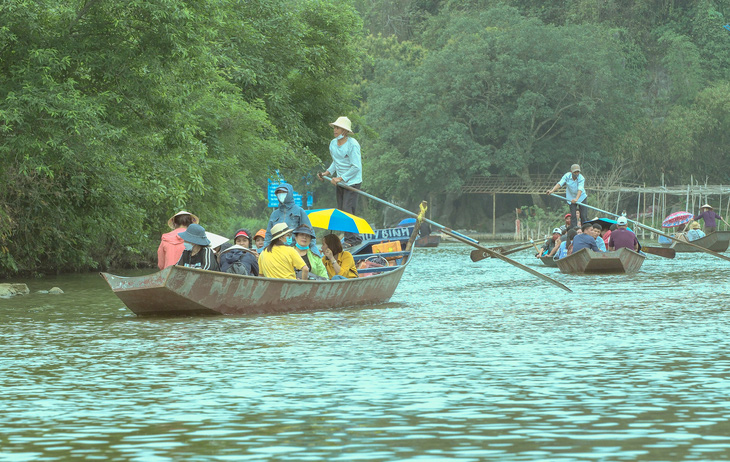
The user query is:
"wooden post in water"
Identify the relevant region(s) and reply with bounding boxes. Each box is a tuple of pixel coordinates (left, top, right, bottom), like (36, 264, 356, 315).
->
(492, 193, 496, 237)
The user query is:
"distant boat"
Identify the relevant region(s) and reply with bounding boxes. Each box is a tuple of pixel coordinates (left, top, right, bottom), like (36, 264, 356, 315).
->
(414, 234, 441, 248)
(556, 248, 645, 274)
(658, 231, 730, 253)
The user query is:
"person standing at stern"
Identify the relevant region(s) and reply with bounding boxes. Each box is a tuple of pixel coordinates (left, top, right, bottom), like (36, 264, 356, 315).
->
(318, 116, 363, 248)
(547, 164, 588, 231)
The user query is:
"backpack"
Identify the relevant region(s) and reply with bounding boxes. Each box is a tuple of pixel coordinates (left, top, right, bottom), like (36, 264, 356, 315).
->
(225, 261, 250, 276)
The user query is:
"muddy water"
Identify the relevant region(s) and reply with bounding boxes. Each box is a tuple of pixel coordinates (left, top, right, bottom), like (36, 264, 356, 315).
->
(1, 243, 729, 461)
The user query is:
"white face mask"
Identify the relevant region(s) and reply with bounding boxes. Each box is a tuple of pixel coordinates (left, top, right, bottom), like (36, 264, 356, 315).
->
(183, 242, 193, 251)
(336, 134, 344, 140)
(276, 192, 287, 203)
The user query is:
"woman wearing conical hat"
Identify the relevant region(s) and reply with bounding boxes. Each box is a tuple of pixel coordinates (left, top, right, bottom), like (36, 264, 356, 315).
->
(317, 116, 363, 248)
(157, 211, 199, 270)
(693, 204, 729, 234)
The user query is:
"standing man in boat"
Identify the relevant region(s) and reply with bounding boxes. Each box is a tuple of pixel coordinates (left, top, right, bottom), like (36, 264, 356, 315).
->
(546, 164, 587, 231)
(693, 204, 729, 234)
(607, 217, 639, 251)
(317, 116, 363, 248)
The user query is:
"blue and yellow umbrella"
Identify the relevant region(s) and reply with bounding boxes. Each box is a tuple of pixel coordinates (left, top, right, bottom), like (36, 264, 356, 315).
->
(305, 208, 374, 234)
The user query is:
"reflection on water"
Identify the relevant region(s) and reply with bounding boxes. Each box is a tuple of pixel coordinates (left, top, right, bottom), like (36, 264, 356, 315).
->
(2, 244, 730, 461)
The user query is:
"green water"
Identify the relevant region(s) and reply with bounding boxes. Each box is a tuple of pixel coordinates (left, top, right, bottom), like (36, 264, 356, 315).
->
(2, 243, 730, 461)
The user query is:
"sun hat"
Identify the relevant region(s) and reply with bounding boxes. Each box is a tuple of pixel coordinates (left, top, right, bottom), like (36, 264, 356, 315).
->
(329, 116, 352, 133)
(254, 229, 266, 240)
(220, 244, 248, 254)
(167, 210, 199, 229)
(616, 216, 628, 226)
(207, 232, 230, 250)
(564, 213, 571, 219)
(270, 222, 292, 241)
(571, 164, 581, 173)
(234, 229, 250, 240)
(179, 223, 210, 246)
(552, 228, 561, 234)
(690, 221, 701, 229)
(701, 203, 713, 209)
(293, 224, 316, 238)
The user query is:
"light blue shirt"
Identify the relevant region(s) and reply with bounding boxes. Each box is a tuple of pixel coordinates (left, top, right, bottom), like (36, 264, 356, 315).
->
(556, 241, 568, 259)
(328, 137, 362, 185)
(595, 236, 606, 252)
(687, 229, 706, 241)
(558, 172, 587, 202)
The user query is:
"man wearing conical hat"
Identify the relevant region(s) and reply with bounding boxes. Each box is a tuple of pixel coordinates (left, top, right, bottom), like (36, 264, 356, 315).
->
(317, 116, 363, 247)
(693, 204, 729, 234)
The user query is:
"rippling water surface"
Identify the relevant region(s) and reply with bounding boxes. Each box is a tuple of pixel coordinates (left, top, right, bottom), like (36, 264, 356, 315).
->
(2, 243, 730, 461)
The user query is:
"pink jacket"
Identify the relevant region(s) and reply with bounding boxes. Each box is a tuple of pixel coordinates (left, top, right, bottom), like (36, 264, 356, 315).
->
(158, 228, 186, 270)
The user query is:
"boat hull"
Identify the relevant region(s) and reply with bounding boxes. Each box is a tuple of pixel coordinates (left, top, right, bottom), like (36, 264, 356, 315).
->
(556, 248, 645, 274)
(658, 231, 730, 252)
(414, 235, 441, 248)
(102, 263, 407, 316)
(539, 256, 559, 267)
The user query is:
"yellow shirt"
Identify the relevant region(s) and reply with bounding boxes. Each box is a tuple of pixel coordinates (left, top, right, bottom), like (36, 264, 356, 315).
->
(322, 251, 358, 279)
(259, 245, 307, 279)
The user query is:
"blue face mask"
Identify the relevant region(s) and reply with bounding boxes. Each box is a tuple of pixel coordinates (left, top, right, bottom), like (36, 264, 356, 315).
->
(183, 242, 193, 251)
(295, 242, 308, 250)
(286, 236, 293, 246)
(336, 134, 344, 140)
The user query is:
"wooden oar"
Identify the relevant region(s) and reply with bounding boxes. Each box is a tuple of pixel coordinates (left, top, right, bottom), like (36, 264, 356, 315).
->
(469, 243, 534, 262)
(322, 177, 572, 292)
(642, 246, 676, 259)
(549, 194, 730, 262)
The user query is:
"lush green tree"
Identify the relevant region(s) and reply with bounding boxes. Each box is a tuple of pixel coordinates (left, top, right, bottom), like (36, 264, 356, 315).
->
(363, 6, 642, 205)
(0, 0, 364, 276)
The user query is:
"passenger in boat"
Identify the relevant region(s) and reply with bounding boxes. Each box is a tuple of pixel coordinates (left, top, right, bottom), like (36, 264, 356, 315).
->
(317, 116, 363, 248)
(158, 211, 199, 270)
(218, 229, 259, 276)
(693, 204, 729, 234)
(263, 183, 321, 257)
(293, 225, 328, 280)
(546, 164, 587, 232)
(571, 223, 600, 253)
(686, 221, 706, 242)
(592, 224, 607, 251)
(556, 229, 577, 259)
(253, 229, 266, 252)
(321, 233, 358, 279)
(259, 223, 308, 280)
(176, 223, 220, 271)
(608, 217, 639, 251)
(537, 228, 562, 257)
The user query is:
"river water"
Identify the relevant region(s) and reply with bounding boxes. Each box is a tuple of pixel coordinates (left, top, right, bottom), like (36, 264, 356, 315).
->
(2, 242, 730, 461)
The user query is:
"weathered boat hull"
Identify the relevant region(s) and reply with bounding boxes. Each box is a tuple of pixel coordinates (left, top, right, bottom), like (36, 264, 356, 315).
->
(658, 231, 730, 252)
(414, 235, 441, 248)
(556, 248, 645, 274)
(101, 262, 408, 317)
(539, 256, 559, 267)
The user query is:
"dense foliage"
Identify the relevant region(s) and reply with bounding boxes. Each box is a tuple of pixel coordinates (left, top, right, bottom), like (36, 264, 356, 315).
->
(357, 0, 730, 206)
(3, 0, 730, 275)
(0, 0, 361, 275)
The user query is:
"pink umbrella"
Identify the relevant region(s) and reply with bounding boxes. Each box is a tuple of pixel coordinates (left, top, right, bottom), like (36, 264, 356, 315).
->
(662, 211, 693, 228)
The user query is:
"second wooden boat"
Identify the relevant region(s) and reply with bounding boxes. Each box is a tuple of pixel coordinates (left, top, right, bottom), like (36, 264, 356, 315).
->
(539, 255, 559, 267)
(556, 248, 645, 274)
(658, 231, 730, 253)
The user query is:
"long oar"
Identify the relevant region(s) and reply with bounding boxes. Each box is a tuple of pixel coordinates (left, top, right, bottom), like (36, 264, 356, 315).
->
(323, 177, 572, 292)
(550, 194, 730, 262)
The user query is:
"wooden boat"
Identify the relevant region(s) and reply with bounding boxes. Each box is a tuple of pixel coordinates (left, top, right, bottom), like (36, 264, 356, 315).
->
(351, 226, 414, 255)
(539, 255, 559, 267)
(556, 248, 645, 274)
(658, 231, 730, 253)
(414, 234, 441, 248)
(102, 250, 412, 317)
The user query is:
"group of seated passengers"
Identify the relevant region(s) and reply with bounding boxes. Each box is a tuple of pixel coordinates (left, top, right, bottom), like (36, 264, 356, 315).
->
(160, 211, 358, 280)
(537, 215, 640, 259)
